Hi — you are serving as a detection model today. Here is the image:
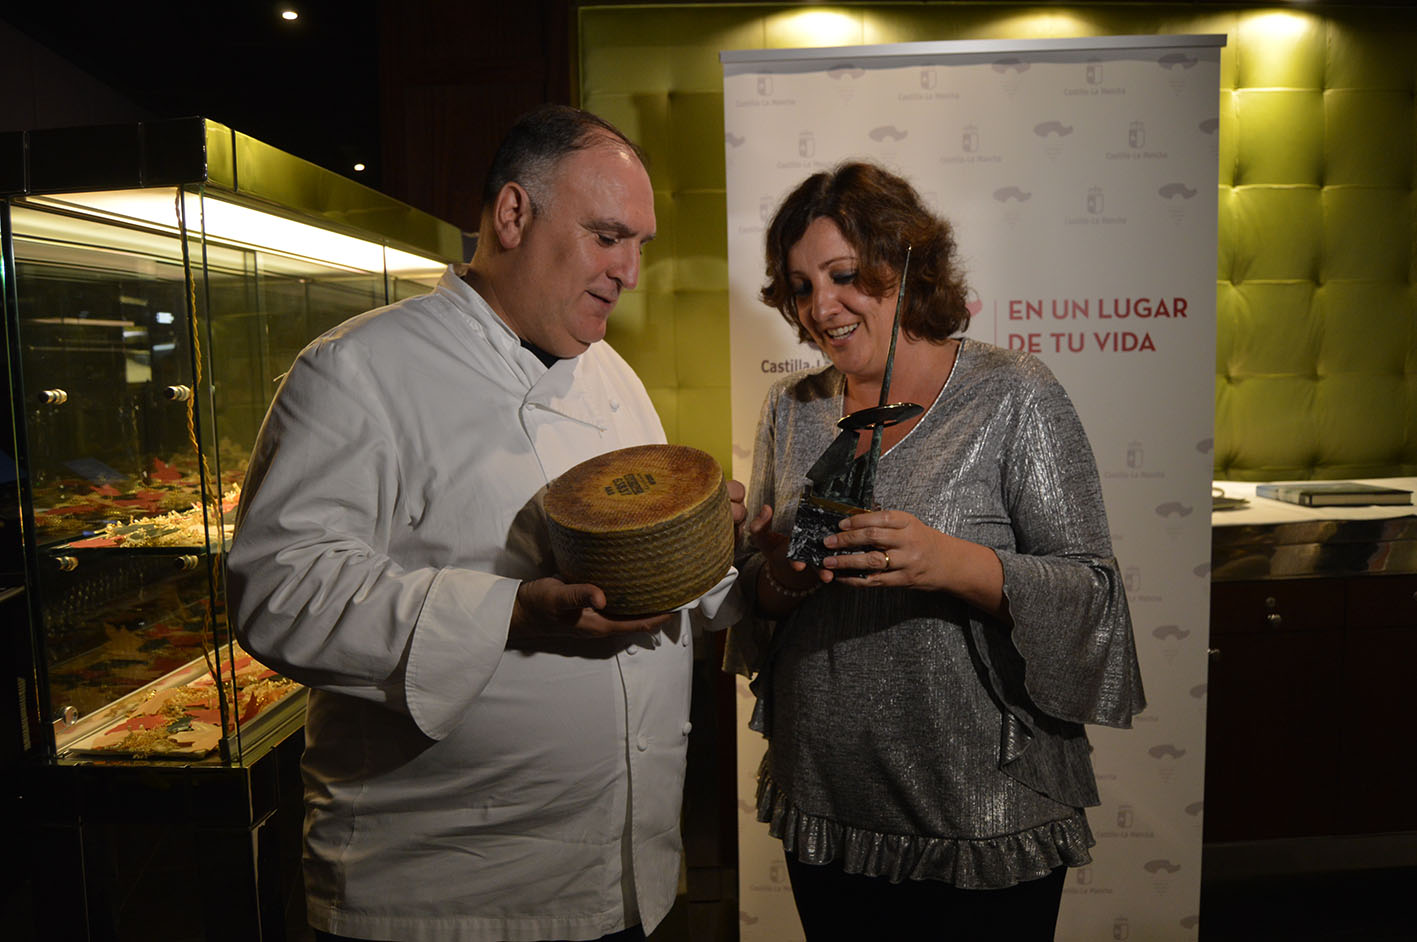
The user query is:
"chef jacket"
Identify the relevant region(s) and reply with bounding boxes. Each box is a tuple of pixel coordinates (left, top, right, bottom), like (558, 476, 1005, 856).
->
(228, 265, 740, 942)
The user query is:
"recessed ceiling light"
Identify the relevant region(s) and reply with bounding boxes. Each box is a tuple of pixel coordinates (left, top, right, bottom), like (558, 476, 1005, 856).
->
(353, 163, 366, 173)
(281, 9, 299, 22)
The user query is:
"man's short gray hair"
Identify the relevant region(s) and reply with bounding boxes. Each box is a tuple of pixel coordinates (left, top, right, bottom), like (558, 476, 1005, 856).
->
(481, 105, 647, 215)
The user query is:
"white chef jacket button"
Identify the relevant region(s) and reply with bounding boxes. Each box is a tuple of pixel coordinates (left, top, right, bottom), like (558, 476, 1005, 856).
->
(609, 398, 620, 412)
(625, 644, 638, 655)
(682, 722, 693, 736)
(681, 631, 690, 646)
(636, 734, 649, 751)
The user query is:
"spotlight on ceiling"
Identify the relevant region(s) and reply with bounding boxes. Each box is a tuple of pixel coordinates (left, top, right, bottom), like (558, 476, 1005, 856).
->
(353, 163, 366, 173)
(281, 9, 299, 22)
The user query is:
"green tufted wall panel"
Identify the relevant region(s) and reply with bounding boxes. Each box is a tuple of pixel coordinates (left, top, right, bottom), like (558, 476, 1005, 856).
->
(578, 3, 1417, 481)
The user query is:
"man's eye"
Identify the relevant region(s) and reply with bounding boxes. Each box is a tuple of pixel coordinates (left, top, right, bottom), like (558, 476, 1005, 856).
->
(595, 232, 619, 247)
(831, 270, 857, 286)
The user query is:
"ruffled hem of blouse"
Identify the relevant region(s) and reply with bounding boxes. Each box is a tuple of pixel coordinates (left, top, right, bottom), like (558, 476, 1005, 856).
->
(756, 773, 1094, 890)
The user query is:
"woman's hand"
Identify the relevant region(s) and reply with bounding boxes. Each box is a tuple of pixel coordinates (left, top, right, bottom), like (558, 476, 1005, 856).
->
(728, 478, 748, 538)
(823, 509, 1006, 617)
(748, 504, 826, 614)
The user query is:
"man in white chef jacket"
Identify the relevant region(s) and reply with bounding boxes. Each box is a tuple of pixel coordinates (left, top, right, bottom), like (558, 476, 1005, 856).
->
(228, 105, 743, 942)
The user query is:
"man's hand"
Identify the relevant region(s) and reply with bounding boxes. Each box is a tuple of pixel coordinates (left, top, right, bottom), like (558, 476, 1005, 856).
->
(509, 576, 671, 645)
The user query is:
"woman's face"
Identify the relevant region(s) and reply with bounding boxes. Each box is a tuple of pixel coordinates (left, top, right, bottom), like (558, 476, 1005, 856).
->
(786, 217, 898, 384)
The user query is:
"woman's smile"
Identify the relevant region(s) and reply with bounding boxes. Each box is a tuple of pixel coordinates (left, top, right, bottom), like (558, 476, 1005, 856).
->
(787, 217, 897, 381)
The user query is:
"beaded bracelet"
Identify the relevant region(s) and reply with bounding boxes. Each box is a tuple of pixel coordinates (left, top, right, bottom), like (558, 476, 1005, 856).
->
(763, 564, 820, 599)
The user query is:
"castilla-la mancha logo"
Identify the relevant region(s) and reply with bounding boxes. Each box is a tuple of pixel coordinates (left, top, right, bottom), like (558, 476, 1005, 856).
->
(1087, 185, 1104, 215)
(1144, 858, 1182, 895)
(1149, 743, 1186, 783)
(1159, 181, 1198, 224)
(992, 185, 1031, 228)
(1158, 51, 1198, 94)
(826, 62, 864, 100)
(1034, 119, 1073, 159)
(1200, 116, 1219, 156)
(962, 123, 979, 154)
(992, 57, 1028, 95)
(1129, 120, 1146, 149)
(1154, 623, 1191, 663)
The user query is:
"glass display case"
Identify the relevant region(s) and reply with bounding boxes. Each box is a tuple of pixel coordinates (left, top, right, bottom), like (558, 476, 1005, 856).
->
(1, 117, 459, 939)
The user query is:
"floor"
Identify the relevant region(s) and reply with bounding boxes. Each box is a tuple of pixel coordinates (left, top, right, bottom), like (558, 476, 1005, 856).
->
(649, 867, 1417, 942)
(264, 866, 1417, 941)
(1197, 866, 1417, 942)
(5, 862, 1415, 939)
(7, 670, 1412, 942)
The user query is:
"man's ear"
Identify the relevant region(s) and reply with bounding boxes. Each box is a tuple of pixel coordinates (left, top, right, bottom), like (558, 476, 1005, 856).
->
(491, 182, 535, 250)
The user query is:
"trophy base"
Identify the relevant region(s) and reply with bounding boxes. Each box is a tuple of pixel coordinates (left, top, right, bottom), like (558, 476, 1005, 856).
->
(787, 494, 873, 574)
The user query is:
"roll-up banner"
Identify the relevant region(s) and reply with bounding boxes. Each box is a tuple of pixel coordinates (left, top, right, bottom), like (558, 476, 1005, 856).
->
(723, 35, 1222, 941)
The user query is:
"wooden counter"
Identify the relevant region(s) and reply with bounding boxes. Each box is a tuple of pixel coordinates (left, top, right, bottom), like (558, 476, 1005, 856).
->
(1207, 480, 1417, 844)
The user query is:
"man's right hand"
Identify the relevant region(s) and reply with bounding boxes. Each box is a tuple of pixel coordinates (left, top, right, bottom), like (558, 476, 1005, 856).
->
(509, 576, 672, 645)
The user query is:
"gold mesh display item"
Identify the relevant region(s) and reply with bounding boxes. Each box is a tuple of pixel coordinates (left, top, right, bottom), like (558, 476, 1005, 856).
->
(545, 444, 733, 616)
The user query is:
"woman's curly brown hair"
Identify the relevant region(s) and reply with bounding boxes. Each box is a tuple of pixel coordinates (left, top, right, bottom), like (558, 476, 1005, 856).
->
(761, 162, 971, 345)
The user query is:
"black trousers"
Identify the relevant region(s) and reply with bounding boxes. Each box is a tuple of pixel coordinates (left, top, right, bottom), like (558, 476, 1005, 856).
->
(785, 855, 1067, 941)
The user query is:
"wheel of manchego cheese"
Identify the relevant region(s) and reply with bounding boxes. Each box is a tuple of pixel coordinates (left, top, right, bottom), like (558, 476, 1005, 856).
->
(544, 444, 733, 616)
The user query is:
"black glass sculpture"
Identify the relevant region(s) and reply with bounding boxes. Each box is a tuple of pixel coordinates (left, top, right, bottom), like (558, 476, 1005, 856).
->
(786, 246, 923, 571)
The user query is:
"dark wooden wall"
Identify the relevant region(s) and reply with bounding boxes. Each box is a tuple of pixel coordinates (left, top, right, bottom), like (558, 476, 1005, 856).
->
(1, 1, 574, 243)
(377, 0, 573, 239)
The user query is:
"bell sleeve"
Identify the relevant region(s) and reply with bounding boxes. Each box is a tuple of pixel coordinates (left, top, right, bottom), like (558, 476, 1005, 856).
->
(992, 368, 1146, 730)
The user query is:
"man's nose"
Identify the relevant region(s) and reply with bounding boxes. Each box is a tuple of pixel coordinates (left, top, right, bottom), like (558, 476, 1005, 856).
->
(609, 244, 640, 291)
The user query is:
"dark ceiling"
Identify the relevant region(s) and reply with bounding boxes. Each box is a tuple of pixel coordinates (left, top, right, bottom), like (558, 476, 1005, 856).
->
(3, 0, 383, 186)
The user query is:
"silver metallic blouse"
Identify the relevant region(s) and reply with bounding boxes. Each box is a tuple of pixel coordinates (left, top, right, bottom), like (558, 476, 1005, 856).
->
(731, 339, 1145, 889)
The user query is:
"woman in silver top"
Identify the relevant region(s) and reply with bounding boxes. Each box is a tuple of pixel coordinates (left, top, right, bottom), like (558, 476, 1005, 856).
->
(733, 162, 1145, 940)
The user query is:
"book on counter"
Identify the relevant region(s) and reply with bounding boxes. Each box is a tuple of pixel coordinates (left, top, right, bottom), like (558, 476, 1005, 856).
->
(1254, 481, 1414, 507)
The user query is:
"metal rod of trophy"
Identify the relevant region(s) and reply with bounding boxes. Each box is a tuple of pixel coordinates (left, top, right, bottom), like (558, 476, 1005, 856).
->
(861, 244, 912, 510)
